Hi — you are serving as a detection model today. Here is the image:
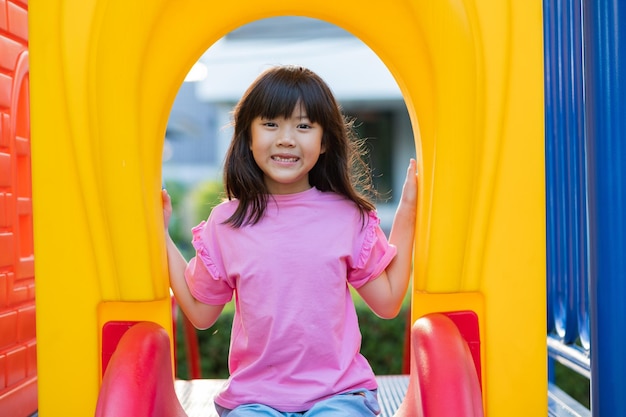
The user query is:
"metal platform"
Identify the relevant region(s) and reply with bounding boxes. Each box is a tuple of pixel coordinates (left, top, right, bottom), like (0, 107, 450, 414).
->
(175, 375, 409, 417)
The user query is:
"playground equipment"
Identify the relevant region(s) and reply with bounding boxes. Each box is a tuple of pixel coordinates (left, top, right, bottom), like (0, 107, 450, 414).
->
(7, 0, 626, 416)
(544, 1, 626, 415)
(95, 321, 187, 417)
(28, 1, 544, 415)
(0, 1, 33, 415)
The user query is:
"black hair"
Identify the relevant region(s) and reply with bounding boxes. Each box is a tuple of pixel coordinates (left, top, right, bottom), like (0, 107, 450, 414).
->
(223, 65, 376, 227)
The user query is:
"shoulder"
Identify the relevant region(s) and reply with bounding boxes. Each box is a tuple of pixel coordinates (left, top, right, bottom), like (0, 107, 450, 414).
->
(204, 199, 239, 224)
(313, 189, 356, 207)
(313, 189, 378, 223)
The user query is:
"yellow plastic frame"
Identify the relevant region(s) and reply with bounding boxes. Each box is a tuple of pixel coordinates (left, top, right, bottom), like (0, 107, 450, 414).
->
(29, 1, 545, 415)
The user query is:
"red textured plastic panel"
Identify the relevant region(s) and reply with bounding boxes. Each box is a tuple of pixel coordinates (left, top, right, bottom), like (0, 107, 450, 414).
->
(6, 344, 26, 386)
(0, 73, 12, 107)
(18, 255, 33, 279)
(9, 280, 27, 305)
(0, 309, 17, 348)
(101, 321, 138, 376)
(0, 193, 7, 227)
(1, 113, 9, 147)
(17, 304, 35, 341)
(0, 232, 14, 265)
(0, 352, 6, 389)
(0, 0, 7, 31)
(0, 3, 34, 415)
(0, 35, 22, 73)
(26, 340, 36, 376)
(0, 273, 7, 307)
(0, 376, 37, 417)
(6, 2, 27, 41)
(443, 310, 482, 386)
(0, 152, 10, 186)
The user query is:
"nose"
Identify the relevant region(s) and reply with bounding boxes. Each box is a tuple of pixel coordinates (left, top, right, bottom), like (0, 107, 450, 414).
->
(276, 127, 296, 147)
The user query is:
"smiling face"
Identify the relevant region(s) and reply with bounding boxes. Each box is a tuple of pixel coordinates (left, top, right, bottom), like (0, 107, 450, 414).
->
(250, 103, 325, 195)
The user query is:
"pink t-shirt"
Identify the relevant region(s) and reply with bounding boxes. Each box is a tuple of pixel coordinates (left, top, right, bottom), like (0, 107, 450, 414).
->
(184, 187, 397, 412)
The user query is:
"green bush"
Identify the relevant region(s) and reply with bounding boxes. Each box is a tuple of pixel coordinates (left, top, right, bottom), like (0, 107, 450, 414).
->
(189, 180, 225, 226)
(553, 362, 590, 408)
(165, 179, 223, 259)
(358, 305, 409, 375)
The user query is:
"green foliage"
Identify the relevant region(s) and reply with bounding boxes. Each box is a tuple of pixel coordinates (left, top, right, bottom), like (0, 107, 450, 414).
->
(189, 180, 225, 226)
(164, 179, 223, 260)
(554, 362, 590, 408)
(358, 306, 409, 375)
(175, 310, 232, 379)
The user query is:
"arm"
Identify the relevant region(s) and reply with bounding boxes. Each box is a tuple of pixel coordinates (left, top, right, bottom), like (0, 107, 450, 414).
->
(162, 189, 225, 330)
(357, 159, 418, 319)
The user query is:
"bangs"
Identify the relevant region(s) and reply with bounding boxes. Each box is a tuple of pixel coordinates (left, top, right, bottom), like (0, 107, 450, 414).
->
(248, 68, 335, 123)
(257, 81, 302, 119)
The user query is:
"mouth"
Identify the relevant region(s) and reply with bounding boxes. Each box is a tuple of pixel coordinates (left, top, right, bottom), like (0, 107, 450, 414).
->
(271, 155, 299, 163)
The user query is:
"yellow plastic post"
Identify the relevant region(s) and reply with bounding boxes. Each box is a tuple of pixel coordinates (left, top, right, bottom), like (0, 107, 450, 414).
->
(29, 1, 545, 415)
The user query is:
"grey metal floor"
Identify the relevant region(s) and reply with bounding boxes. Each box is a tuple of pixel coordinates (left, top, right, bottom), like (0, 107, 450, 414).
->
(175, 375, 409, 417)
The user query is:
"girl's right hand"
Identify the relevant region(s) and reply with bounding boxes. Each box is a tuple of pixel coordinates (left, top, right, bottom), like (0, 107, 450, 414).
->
(162, 189, 173, 230)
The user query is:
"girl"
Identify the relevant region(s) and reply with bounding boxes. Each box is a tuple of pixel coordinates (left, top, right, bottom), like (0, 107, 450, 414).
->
(163, 65, 418, 416)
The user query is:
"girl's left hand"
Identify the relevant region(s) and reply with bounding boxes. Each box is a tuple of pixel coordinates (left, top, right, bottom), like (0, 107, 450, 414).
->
(399, 158, 418, 209)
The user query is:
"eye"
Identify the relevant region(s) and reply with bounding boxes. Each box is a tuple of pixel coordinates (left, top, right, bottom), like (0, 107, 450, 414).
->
(263, 121, 278, 128)
(297, 123, 312, 129)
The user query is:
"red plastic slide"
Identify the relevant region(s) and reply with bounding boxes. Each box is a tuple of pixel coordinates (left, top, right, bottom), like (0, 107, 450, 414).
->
(95, 321, 188, 417)
(395, 313, 484, 416)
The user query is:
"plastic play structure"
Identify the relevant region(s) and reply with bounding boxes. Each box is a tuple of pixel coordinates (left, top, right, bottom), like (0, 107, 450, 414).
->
(29, 1, 545, 415)
(0, 0, 623, 416)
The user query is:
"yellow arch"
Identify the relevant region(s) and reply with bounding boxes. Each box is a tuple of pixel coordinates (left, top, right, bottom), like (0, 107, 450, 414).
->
(29, 1, 545, 416)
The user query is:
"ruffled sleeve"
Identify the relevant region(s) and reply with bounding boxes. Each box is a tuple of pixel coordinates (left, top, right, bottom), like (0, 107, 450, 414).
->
(190, 221, 222, 280)
(348, 211, 397, 288)
(184, 220, 234, 305)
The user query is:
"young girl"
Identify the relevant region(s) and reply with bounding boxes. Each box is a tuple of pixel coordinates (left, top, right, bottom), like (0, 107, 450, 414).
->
(162, 65, 418, 416)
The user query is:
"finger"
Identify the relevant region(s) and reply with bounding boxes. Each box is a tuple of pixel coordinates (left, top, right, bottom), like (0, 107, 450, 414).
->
(405, 159, 417, 183)
(401, 159, 418, 203)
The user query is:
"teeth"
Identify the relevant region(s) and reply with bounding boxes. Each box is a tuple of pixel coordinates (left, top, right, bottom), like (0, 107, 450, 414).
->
(273, 156, 297, 162)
